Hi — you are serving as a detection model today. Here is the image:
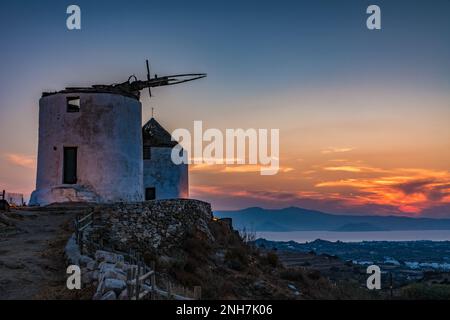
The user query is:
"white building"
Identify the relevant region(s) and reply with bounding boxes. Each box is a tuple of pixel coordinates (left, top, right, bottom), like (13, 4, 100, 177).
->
(29, 88, 188, 206)
(142, 118, 189, 200)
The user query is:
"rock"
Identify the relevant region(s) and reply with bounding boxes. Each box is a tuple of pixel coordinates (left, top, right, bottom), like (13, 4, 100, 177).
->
(118, 289, 129, 300)
(95, 278, 105, 297)
(103, 278, 126, 294)
(114, 261, 129, 270)
(95, 250, 124, 264)
(288, 284, 298, 291)
(101, 291, 117, 300)
(93, 291, 103, 300)
(87, 260, 97, 271)
(64, 234, 81, 265)
(82, 271, 94, 285)
(215, 250, 225, 262)
(102, 269, 127, 281)
(99, 262, 116, 273)
(254, 280, 266, 290)
(79, 255, 94, 267)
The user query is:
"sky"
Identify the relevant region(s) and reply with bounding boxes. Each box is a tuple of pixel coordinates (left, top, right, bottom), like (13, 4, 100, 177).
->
(0, 0, 449, 216)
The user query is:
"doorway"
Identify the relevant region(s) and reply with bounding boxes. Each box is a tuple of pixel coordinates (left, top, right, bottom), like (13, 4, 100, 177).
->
(145, 187, 156, 201)
(63, 147, 78, 184)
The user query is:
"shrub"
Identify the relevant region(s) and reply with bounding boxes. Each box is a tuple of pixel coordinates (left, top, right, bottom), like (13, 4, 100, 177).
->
(224, 246, 249, 271)
(182, 231, 211, 262)
(280, 268, 306, 282)
(265, 251, 279, 268)
(330, 266, 340, 272)
(307, 270, 322, 280)
(401, 283, 450, 300)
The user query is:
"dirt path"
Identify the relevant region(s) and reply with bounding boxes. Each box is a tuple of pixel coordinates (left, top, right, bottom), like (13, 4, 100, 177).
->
(0, 206, 87, 300)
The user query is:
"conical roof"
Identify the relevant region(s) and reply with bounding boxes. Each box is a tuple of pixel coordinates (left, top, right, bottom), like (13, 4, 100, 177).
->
(142, 118, 178, 148)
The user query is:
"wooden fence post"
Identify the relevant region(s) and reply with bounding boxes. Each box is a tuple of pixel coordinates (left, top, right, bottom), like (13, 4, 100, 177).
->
(168, 280, 172, 299)
(194, 286, 202, 300)
(131, 266, 136, 300)
(126, 269, 132, 300)
(135, 264, 141, 300)
(150, 261, 156, 300)
(74, 217, 79, 244)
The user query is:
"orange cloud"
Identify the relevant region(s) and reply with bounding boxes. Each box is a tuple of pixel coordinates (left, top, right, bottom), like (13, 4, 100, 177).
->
(315, 166, 450, 215)
(321, 147, 355, 154)
(324, 166, 362, 172)
(5, 153, 36, 169)
(191, 164, 293, 174)
(189, 151, 449, 215)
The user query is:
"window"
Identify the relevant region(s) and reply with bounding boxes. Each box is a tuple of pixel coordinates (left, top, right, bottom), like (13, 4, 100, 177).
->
(145, 187, 156, 201)
(63, 147, 78, 184)
(143, 146, 151, 160)
(67, 97, 80, 112)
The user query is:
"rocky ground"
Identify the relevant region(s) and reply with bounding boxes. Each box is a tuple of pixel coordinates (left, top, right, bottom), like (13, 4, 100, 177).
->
(0, 205, 92, 299)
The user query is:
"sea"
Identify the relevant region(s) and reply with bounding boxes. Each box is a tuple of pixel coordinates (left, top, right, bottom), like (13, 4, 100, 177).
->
(256, 230, 450, 243)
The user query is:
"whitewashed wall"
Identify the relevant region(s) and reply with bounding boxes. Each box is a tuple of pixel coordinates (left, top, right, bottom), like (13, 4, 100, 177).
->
(30, 92, 143, 205)
(143, 147, 189, 200)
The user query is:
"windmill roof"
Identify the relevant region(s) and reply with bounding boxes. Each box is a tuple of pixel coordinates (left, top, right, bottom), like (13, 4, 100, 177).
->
(142, 118, 178, 148)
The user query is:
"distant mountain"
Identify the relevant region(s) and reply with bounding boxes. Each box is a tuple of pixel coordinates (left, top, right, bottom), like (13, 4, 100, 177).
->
(214, 207, 450, 232)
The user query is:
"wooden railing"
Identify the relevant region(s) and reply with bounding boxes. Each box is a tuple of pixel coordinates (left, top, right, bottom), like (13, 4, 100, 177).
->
(74, 210, 94, 254)
(73, 212, 201, 300)
(125, 254, 201, 300)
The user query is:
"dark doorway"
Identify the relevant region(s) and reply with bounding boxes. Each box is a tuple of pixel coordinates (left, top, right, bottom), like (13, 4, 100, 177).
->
(63, 147, 78, 184)
(145, 187, 156, 201)
(143, 146, 151, 160)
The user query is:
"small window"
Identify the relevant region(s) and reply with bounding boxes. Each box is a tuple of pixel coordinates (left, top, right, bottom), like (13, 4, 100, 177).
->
(143, 146, 151, 160)
(67, 97, 80, 112)
(145, 187, 156, 201)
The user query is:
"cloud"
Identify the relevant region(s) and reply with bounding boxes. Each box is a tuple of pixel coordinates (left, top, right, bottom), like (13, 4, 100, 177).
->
(4, 153, 36, 169)
(321, 147, 355, 154)
(190, 184, 411, 215)
(191, 164, 293, 174)
(314, 167, 450, 215)
(189, 151, 450, 216)
(324, 166, 362, 173)
(191, 159, 450, 216)
(394, 179, 436, 195)
(322, 164, 390, 174)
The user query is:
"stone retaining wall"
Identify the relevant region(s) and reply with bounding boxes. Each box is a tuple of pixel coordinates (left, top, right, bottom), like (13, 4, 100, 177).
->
(64, 199, 214, 299)
(87, 199, 214, 254)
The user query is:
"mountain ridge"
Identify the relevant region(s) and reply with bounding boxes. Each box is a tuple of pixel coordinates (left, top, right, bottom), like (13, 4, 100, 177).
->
(214, 207, 450, 232)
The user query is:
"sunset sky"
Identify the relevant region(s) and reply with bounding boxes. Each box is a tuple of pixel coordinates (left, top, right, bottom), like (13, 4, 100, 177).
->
(0, 0, 449, 216)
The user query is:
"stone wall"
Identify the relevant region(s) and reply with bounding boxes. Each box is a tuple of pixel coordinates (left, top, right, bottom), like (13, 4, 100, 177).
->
(86, 199, 213, 255)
